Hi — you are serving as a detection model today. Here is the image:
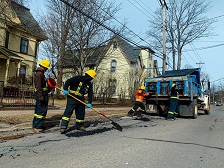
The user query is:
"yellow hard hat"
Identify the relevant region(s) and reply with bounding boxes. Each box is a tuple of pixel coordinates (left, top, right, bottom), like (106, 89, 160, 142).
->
(38, 59, 50, 69)
(140, 86, 146, 90)
(172, 83, 176, 87)
(86, 69, 96, 79)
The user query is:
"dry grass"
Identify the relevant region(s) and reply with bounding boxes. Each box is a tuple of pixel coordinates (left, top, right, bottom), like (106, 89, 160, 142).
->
(0, 110, 128, 125)
(53, 98, 133, 107)
(52, 98, 67, 106)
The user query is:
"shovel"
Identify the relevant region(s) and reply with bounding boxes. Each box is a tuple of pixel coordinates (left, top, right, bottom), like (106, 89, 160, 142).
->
(47, 78, 122, 131)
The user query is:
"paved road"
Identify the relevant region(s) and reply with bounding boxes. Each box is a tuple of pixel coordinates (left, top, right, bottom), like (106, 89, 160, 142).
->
(1, 106, 224, 168)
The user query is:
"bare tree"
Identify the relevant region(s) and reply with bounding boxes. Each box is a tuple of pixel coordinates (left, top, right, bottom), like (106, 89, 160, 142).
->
(40, 0, 120, 97)
(147, 0, 215, 70)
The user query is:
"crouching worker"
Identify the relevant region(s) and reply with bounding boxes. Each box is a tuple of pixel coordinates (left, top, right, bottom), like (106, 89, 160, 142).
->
(60, 70, 96, 134)
(167, 83, 180, 120)
(128, 86, 149, 117)
(33, 59, 51, 133)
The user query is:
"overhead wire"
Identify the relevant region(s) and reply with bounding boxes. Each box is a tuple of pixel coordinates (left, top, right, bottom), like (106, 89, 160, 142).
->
(61, 0, 166, 60)
(132, 0, 158, 20)
(189, 43, 204, 63)
(59, 0, 174, 71)
(127, 0, 154, 20)
(183, 43, 224, 51)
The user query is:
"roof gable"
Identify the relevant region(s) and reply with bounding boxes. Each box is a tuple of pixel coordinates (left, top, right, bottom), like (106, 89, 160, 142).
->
(10, 1, 47, 40)
(112, 35, 140, 63)
(62, 35, 155, 68)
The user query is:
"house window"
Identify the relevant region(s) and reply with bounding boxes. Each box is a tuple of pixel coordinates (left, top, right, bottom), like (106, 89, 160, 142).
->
(5, 31, 10, 49)
(149, 53, 152, 60)
(20, 37, 28, 53)
(19, 65, 26, 78)
(111, 60, 117, 72)
(109, 79, 116, 95)
(35, 42, 39, 58)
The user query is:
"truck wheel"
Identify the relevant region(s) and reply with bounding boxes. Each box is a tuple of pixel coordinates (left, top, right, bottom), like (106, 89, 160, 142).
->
(204, 110, 210, 115)
(193, 104, 198, 119)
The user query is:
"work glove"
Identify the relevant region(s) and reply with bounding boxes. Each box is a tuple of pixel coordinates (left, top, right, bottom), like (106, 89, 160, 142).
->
(87, 103, 92, 108)
(64, 90, 68, 95)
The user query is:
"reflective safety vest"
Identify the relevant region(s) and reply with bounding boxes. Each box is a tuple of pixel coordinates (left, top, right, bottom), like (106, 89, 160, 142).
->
(135, 89, 147, 102)
(170, 87, 179, 99)
(69, 82, 89, 97)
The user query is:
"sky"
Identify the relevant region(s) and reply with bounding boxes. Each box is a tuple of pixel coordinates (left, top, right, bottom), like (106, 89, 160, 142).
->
(28, 0, 224, 85)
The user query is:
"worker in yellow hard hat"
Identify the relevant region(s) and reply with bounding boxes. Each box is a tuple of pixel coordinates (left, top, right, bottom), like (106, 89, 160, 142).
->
(167, 83, 180, 120)
(127, 85, 149, 117)
(60, 69, 96, 133)
(33, 59, 51, 133)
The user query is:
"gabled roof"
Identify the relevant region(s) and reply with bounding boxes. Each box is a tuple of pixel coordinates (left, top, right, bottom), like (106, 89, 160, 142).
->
(62, 45, 108, 68)
(85, 45, 108, 66)
(10, 1, 47, 40)
(113, 36, 140, 63)
(62, 35, 155, 68)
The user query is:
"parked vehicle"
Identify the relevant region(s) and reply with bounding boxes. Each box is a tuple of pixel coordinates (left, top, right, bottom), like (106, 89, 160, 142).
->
(216, 102, 222, 106)
(144, 68, 210, 118)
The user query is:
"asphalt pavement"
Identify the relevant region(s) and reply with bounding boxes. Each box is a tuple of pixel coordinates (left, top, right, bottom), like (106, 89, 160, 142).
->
(0, 106, 132, 138)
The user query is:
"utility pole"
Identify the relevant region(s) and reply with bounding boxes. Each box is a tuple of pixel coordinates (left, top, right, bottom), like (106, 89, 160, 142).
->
(159, 0, 168, 73)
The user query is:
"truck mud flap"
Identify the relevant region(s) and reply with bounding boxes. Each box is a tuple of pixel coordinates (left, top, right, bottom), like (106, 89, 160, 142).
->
(179, 99, 198, 118)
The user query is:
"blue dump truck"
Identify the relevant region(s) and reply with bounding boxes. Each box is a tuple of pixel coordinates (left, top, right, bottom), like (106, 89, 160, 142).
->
(144, 68, 210, 118)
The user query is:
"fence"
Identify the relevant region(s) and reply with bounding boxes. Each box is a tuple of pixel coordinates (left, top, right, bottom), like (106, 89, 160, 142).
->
(0, 84, 133, 108)
(0, 84, 55, 108)
(92, 93, 132, 106)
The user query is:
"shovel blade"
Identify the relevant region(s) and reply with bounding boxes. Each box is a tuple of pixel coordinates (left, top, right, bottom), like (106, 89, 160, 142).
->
(111, 121, 122, 132)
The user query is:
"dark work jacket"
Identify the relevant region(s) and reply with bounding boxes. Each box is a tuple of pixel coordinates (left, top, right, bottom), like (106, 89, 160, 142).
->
(34, 67, 47, 99)
(63, 75, 93, 103)
(170, 86, 179, 99)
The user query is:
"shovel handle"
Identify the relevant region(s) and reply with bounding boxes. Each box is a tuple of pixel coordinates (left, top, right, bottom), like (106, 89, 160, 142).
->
(54, 85, 122, 131)
(54, 86, 111, 120)
(55, 86, 87, 105)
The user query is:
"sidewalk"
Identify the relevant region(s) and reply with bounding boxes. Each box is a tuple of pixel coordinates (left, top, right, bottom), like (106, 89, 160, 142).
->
(0, 106, 64, 116)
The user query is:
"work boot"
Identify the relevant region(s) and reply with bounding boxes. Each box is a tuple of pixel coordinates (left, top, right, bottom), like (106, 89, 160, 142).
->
(33, 128, 44, 133)
(60, 128, 66, 134)
(76, 126, 86, 131)
(166, 118, 175, 121)
(127, 111, 134, 117)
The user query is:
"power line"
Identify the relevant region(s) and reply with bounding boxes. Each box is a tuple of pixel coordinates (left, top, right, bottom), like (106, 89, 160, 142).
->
(211, 77, 224, 83)
(59, 0, 165, 60)
(132, 0, 158, 20)
(183, 43, 224, 51)
(189, 43, 204, 63)
(89, 0, 158, 52)
(127, 0, 154, 20)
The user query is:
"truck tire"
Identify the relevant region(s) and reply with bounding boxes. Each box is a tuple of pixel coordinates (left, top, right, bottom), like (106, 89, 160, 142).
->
(204, 108, 210, 115)
(193, 101, 198, 119)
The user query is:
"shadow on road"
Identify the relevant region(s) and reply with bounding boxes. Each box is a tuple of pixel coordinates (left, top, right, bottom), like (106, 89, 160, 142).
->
(65, 127, 112, 137)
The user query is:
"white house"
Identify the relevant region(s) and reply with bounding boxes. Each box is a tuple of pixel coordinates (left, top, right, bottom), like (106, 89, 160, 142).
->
(62, 35, 159, 99)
